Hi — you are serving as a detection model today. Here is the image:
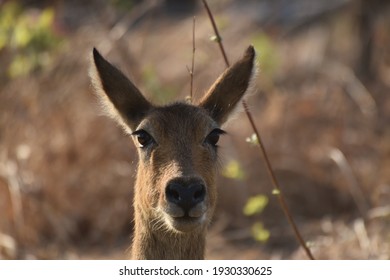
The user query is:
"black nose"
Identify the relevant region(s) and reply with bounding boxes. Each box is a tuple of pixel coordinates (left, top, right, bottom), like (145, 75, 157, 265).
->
(166, 181, 206, 214)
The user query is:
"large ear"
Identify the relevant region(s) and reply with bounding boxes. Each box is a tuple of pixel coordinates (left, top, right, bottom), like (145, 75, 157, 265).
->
(198, 45, 256, 125)
(89, 48, 152, 133)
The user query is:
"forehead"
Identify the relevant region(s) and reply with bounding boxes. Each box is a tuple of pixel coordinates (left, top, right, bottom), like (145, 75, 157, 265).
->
(138, 103, 217, 137)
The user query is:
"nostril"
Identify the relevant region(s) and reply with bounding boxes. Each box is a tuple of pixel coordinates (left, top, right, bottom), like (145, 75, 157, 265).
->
(192, 184, 206, 203)
(166, 183, 182, 203)
(194, 190, 202, 200)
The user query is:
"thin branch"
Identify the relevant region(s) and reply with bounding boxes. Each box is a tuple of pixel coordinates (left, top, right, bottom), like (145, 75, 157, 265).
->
(201, 0, 315, 260)
(190, 16, 196, 103)
(201, 0, 229, 68)
(186, 17, 196, 103)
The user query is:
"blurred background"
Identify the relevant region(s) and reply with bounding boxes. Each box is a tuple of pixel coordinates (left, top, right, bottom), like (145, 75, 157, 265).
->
(0, 0, 389, 259)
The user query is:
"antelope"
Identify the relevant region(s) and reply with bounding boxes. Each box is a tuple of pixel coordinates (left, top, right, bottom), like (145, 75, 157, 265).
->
(89, 46, 256, 259)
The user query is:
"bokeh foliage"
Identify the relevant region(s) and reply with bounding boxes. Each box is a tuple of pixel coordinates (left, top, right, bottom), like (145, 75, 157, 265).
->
(0, 1, 63, 78)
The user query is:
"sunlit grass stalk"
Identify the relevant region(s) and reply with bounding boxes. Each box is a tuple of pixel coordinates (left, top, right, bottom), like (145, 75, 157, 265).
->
(201, 0, 315, 260)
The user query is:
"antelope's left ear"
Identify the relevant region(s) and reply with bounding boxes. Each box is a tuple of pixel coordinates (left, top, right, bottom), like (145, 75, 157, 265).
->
(199, 45, 257, 125)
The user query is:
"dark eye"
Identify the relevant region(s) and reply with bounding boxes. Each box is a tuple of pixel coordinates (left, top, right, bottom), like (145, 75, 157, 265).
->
(132, 130, 154, 148)
(205, 129, 225, 147)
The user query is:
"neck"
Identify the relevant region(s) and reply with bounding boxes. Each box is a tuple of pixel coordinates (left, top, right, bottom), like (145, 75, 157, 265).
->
(130, 210, 206, 260)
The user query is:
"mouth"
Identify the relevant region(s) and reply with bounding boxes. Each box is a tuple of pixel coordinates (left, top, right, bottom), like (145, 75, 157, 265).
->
(167, 214, 206, 233)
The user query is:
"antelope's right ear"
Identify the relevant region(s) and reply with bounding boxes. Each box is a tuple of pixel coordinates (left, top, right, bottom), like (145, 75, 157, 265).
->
(89, 48, 152, 133)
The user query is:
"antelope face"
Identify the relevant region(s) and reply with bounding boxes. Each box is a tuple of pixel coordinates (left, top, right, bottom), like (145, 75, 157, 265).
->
(132, 104, 222, 232)
(90, 46, 256, 234)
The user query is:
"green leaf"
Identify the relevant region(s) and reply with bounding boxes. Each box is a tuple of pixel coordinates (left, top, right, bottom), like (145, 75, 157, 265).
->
(243, 195, 268, 216)
(222, 160, 245, 180)
(14, 20, 31, 47)
(251, 222, 270, 243)
(38, 8, 55, 29)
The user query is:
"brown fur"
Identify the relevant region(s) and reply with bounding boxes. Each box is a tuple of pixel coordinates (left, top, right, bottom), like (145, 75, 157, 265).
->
(89, 46, 256, 259)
